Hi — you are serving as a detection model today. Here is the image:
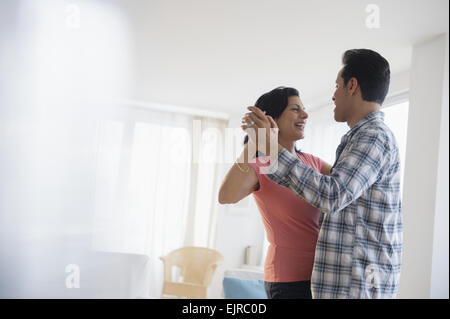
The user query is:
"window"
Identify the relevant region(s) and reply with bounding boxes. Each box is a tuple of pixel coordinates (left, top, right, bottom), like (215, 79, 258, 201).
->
(92, 109, 192, 255)
(383, 100, 409, 191)
(91, 105, 227, 297)
(91, 107, 193, 297)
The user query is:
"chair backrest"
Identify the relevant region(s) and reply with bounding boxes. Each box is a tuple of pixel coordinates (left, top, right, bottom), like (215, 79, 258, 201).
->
(160, 246, 224, 286)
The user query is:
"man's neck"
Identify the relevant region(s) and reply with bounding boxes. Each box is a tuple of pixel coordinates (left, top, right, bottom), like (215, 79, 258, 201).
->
(347, 102, 380, 128)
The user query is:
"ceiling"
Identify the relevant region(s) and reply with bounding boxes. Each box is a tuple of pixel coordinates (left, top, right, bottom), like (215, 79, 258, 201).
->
(122, 0, 448, 115)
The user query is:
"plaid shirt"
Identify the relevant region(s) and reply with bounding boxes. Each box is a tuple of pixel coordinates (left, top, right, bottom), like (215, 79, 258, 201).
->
(267, 111, 403, 298)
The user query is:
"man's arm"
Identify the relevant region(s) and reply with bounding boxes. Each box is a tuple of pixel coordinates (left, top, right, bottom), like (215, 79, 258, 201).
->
(266, 130, 390, 214)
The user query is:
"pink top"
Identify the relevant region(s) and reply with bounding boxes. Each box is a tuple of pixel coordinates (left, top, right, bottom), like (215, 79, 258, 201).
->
(249, 152, 324, 282)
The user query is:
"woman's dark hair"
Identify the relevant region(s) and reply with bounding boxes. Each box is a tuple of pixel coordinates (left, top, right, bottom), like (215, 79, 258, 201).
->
(243, 86, 301, 153)
(341, 49, 390, 104)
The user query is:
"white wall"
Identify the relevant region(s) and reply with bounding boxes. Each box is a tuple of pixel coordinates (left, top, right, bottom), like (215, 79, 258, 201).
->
(0, 0, 146, 298)
(430, 33, 449, 299)
(398, 33, 449, 299)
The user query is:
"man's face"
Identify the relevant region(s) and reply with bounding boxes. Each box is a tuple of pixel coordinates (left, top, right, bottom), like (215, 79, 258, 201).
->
(332, 68, 350, 122)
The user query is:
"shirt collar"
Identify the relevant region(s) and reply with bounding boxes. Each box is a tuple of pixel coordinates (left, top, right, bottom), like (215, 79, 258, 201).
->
(345, 110, 385, 139)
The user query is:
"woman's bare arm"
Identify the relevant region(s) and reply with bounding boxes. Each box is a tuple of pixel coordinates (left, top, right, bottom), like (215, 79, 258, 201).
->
(321, 161, 332, 175)
(218, 143, 260, 204)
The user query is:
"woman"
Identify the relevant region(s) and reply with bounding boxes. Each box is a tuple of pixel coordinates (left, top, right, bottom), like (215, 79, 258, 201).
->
(218, 87, 331, 299)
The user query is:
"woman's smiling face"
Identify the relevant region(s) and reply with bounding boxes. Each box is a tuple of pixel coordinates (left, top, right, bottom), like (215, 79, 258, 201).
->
(275, 95, 308, 141)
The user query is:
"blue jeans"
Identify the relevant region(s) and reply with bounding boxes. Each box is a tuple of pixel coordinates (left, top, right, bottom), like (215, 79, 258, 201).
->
(264, 280, 312, 299)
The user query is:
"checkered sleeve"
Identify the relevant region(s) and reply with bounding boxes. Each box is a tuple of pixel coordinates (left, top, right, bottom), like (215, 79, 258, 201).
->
(267, 130, 390, 214)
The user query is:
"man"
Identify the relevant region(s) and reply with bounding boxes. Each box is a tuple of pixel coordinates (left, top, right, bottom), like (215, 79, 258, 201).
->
(242, 49, 403, 298)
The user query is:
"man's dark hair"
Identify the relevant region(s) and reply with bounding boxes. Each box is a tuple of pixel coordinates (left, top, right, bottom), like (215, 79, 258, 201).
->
(341, 49, 390, 104)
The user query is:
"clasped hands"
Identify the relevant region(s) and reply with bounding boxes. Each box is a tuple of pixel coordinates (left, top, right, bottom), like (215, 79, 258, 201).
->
(240, 106, 282, 156)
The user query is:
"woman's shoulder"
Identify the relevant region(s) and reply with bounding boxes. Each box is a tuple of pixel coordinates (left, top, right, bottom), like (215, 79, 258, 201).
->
(296, 151, 318, 161)
(296, 152, 323, 172)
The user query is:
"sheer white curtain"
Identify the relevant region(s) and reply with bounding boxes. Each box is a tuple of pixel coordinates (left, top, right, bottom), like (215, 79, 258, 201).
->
(92, 106, 192, 297)
(184, 117, 228, 248)
(91, 105, 228, 297)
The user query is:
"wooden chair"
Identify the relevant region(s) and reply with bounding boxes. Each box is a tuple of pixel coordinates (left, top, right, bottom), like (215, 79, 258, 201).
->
(159, 246, 224, 298)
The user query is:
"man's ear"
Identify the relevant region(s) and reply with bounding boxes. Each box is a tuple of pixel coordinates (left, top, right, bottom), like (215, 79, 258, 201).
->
(347, 77, 358, 96)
